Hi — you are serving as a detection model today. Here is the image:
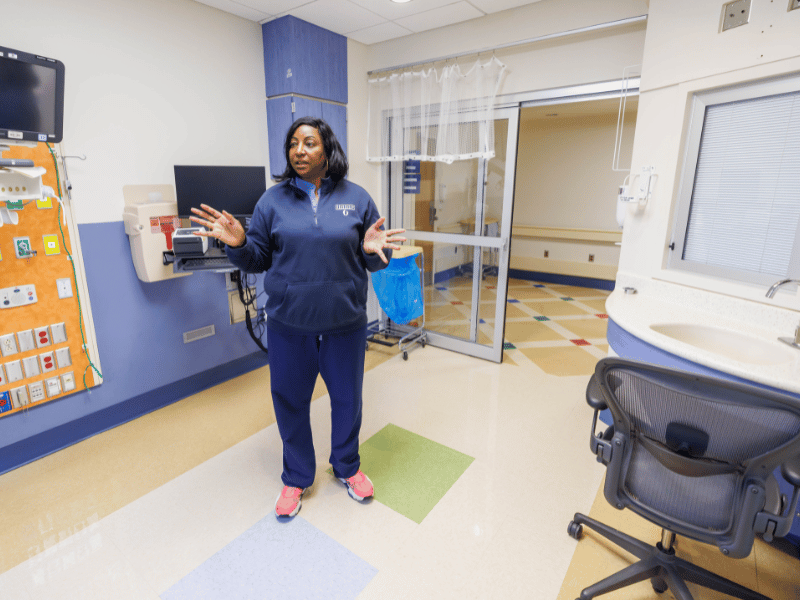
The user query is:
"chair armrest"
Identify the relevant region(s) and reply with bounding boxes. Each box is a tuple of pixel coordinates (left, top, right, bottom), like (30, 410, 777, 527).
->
(781, 454, 800, 487)
(586, 374, 607, 411)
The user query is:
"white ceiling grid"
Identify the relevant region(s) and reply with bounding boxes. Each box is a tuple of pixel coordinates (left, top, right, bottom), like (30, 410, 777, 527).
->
(191, 0, 545, 44)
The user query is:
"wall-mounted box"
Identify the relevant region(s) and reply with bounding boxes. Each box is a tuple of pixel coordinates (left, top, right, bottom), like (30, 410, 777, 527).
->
(262, 15, 347, 103)
(122, 185, 191, 283)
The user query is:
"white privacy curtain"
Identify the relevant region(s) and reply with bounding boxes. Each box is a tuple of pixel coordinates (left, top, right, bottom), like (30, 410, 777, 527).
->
(367, 56, 507, 164)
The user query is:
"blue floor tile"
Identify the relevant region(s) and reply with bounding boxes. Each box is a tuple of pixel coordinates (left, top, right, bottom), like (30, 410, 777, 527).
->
(161, 515, 377, 600)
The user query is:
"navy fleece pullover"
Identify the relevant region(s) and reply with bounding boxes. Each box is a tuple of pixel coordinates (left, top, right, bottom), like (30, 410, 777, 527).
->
(225, 177, 391, 335)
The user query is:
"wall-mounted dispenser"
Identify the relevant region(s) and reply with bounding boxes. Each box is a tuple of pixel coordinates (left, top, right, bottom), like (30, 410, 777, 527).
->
(122, 184, 190, 283)
(617, 165, 656, 227)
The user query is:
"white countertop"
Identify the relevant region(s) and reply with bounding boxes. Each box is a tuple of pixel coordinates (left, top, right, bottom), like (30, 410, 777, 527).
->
(606, 272, 800, 396)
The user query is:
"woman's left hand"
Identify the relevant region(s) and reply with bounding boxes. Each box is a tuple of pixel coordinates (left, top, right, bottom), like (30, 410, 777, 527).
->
(363, 217, 407, 264)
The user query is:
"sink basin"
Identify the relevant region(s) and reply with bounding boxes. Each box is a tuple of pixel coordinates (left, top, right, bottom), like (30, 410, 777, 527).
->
(650, 323, 795, 366)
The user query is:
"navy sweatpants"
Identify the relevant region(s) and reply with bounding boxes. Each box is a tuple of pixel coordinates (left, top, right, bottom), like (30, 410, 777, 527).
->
(266, 323, 367, 489)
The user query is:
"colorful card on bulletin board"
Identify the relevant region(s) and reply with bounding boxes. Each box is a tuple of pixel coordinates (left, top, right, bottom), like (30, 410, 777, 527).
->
(0, 142, 100, 417)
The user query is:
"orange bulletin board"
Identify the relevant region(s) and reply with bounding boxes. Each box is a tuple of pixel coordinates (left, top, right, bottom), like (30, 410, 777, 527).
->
(0, 142, 100, 417)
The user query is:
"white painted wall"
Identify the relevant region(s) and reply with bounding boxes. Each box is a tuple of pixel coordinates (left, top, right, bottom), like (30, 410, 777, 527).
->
(620, 0, 800, 310)
(5, 0, 269, 226)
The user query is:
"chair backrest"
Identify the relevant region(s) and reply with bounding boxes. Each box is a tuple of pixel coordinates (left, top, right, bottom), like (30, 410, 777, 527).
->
(591, 358, 800, 558)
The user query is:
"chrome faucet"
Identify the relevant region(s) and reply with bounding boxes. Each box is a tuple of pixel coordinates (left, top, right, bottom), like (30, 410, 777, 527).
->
(766, 279, 800, 298)
(765, 279, 800, 349)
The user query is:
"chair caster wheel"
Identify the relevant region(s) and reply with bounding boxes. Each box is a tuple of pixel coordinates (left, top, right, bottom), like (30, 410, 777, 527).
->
(403, 351, 408, 361)
(651, 577, 668, 593)
(567, 520, 583, 540)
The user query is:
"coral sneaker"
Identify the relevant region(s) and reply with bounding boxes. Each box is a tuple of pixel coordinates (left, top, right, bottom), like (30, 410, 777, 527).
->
(275, 486, 305, 518)
(338, 470, 374, 501)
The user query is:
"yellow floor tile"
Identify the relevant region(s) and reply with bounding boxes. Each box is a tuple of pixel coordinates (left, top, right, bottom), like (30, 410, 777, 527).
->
(558, 318, 609, 340)
(520, 345, 599, 376)
(523, 300, 591, 317)
(504, 320, 565, 343)
(506, 287, 554, 300)
(549, 285, 610, 298)
(448, 288, 496, 302)
(427, 303, 468, 321)
(578, 298, 610, 313)
(480, 302, 528, 319)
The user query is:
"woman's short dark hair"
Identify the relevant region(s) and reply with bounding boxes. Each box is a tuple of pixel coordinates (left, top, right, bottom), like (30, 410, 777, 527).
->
(273, 116, 349, 182)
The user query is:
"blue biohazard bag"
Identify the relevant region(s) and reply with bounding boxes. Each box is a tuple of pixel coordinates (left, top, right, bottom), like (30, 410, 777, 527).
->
(371, 253, 424, 325)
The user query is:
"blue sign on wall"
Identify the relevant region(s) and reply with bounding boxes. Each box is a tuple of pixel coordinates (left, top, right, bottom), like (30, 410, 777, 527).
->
(403, 159, 421, 194)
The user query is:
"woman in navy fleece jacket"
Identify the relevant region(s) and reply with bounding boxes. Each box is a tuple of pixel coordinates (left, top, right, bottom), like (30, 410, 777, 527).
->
(190, 117, 405, 518)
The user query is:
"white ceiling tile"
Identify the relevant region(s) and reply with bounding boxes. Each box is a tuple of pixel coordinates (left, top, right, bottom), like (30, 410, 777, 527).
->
(395, 1, 484, 33)
(193, 0, 273, 20)
(346, 0, 459, 21)
(238, 0, 316, 14)
(348, 21, 415, 45)
(466, 0, 543, 14)
(287, 0, 387, 35)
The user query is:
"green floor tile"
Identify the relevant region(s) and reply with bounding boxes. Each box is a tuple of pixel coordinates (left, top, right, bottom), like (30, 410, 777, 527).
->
(344, 423, 474, 524)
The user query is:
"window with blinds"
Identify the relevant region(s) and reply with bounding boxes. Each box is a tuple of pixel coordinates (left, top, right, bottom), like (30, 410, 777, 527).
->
(670, 74, 800, 285)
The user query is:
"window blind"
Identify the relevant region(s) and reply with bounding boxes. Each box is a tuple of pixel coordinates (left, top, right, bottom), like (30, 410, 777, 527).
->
(683, 91, 800, 277)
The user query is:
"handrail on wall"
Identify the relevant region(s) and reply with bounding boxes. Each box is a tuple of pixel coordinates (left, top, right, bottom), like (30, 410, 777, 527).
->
(512, 225, 622, 244)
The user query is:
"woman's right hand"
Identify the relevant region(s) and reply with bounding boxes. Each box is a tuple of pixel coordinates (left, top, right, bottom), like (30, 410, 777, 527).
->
(189, 204, 246, 248)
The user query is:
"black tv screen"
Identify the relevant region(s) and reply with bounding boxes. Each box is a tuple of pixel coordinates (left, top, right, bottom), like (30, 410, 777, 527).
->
(0, 46, 65, 144)
(174, 165, 267, 222)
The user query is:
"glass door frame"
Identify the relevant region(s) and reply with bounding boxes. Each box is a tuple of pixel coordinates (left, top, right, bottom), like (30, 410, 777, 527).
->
(388, 105, 520, 363)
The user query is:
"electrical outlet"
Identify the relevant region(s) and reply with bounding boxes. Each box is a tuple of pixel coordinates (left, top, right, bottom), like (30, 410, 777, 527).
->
(39, 351, 56, 373)
(721, 0, 751, 31)
(544, 250, 549, 258)
(0, 333, 18, 357)
(34, 326, 51, 348)
(28, 381, 45, 402)
(589, 254, 595, 262)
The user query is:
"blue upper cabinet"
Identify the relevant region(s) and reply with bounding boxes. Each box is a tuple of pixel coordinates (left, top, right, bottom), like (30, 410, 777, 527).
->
(262, 15, 347, 104)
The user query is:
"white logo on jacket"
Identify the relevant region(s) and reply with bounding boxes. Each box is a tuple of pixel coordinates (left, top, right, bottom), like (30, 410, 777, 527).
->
(335, 203, 356, 216)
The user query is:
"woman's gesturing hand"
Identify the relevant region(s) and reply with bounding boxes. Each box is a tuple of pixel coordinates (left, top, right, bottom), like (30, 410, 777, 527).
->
(363, 217, 407, 264)
(189, 204, 246, 248)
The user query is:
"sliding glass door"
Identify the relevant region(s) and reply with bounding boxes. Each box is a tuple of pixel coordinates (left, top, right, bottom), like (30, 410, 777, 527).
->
(390, 107, 519, 362)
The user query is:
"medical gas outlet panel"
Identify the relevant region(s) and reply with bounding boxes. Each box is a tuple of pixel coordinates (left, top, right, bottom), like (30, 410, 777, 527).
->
(0, 142, 101, 418)
(0, 319, 76, 413)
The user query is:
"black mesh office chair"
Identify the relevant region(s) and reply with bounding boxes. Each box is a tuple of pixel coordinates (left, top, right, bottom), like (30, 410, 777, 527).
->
(568, 357, 800, 600)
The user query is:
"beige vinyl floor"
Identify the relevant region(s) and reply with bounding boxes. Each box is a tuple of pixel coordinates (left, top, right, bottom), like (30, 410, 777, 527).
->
(0, 279, 797, 599)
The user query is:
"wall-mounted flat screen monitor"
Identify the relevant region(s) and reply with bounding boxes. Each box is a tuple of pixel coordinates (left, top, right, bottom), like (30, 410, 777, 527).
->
(0, 45, 65, 144)
(174, 165, 267, 223)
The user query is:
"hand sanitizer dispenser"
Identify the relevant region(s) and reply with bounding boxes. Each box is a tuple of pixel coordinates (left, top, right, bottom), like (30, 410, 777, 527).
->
(122, 184, 190, 283)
